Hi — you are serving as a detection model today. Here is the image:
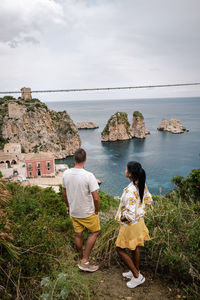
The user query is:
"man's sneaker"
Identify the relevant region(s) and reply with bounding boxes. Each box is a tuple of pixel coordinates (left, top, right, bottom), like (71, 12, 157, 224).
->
(78, 260, 99, 272)
(126, 273, 145, 289)
(122, 270, 133, 279)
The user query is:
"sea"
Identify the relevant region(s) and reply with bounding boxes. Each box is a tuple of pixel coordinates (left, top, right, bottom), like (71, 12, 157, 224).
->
(45, 97, 200, 197)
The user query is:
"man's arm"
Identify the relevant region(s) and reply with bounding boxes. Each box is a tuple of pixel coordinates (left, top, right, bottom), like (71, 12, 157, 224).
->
(62, 187, 70, 214)
(91, 190, 100, 214)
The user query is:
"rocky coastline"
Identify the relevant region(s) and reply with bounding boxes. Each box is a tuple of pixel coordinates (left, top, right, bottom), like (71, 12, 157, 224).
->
(0, 96, 81, 158)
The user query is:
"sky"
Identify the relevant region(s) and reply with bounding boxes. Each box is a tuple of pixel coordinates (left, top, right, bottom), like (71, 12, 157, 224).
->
(0, 0, 200, 102)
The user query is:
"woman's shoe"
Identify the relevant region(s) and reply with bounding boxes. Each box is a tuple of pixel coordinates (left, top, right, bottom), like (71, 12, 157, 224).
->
(126, 273, 145, 288)
(122, 270, 133, 279)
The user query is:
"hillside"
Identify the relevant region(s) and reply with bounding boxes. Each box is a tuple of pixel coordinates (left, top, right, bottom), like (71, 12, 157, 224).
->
(0, 96, 81, 158)
(0, 170, 199, 299)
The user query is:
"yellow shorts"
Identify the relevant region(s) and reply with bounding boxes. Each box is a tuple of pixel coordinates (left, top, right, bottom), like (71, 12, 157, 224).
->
(71, 213, 101, 233)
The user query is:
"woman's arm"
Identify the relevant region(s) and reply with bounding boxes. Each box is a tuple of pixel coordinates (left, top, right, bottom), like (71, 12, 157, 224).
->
(143, 185, 153, 205)
(121, 194, 137, 223)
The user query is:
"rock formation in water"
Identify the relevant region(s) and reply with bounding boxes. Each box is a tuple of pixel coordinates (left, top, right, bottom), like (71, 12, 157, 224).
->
(131, 111, 150, 138)
(77, 121, 99, 129)
(101, 112, 132, 142)
(157, 117, 168, 131)
(0, 96, 81, 158)
(157, 117, 188, 134)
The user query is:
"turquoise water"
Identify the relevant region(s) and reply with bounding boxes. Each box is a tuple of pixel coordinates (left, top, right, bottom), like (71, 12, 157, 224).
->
(45, 97, 200, 196)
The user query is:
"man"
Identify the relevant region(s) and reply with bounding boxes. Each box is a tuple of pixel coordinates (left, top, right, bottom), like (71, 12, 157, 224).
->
(62, 148, 100, 272)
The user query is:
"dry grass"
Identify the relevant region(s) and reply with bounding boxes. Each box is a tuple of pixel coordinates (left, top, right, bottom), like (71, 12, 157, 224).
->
(93, 218, 119, 266)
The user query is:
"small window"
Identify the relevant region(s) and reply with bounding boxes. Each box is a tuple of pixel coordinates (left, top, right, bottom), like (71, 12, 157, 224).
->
(29, 172, 32, 176)
(37, 162, 40, 169)
(28, 163, 32, 170)
(46, 161, 51, 171)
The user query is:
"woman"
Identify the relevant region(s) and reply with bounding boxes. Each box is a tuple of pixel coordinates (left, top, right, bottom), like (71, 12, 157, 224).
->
(115, 161, 152, 289)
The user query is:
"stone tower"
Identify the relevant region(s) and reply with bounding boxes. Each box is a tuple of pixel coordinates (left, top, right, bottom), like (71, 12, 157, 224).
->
(21, 87, 32, 100)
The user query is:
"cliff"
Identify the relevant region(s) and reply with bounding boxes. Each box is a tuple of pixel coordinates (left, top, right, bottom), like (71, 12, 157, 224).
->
(157, 117, 188, 134)
(131, 111, 150, 138)
(77, 121, 99, 129)
(101, 112, 132, 142)
(0, 96, 81, 158)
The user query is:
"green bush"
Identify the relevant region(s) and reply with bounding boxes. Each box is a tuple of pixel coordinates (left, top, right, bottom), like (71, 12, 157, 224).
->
(3, 96, 14, 101)
(40, 258, 93, 300)
(133, 111, 144, 119)
(146, 196, 199, 294)
(0, 183, 75, 299)
(98, 189, 119, 212)
(172, 169, 200, 203)
(21, 146, 26, 153)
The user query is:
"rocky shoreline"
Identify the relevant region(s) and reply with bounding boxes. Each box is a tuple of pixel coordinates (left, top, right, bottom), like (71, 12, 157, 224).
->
(0, 96, 81, 158)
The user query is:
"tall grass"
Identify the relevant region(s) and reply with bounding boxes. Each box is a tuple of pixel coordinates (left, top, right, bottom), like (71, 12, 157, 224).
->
(1, 169, 199, 299)
(0, 182, 92, 299)
(0, 184, 118, 299)
(93, 170, 200, 299)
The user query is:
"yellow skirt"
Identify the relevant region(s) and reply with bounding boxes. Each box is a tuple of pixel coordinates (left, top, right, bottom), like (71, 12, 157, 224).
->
(115, 218, 150, 250)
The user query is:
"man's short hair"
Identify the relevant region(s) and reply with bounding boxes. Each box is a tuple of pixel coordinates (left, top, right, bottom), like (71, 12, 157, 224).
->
(74, 148, 86, 163)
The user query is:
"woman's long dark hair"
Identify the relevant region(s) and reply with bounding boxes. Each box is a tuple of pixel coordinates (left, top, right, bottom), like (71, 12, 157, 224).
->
(127, 161, 146, 202)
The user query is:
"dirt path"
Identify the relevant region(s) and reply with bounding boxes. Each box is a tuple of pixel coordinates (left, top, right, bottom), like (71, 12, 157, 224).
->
(90, 265, 174, 300)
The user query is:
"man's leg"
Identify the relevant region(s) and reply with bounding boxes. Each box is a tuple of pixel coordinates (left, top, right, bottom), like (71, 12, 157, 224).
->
(74, 231, 83, 259)
(83, 230, 100, 262)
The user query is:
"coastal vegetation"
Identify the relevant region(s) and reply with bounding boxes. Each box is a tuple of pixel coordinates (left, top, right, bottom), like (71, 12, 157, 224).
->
(0, 169, 200, 299)
(133, 111, 144, 119)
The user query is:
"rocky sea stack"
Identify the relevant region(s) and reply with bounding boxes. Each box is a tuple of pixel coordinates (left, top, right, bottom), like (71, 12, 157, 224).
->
(132, 111, 150, 138)
(157, 117, 188, 134)
(101, 112, 132, 142)
(77, 121, 99, 129)
(0, 96, 81, 158)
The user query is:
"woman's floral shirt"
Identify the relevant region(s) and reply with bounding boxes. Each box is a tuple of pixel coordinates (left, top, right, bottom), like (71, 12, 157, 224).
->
(115, 181, 152, 226)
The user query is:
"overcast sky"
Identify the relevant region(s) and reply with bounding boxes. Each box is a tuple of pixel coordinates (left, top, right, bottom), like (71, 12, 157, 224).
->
(0, 0, 200, 102)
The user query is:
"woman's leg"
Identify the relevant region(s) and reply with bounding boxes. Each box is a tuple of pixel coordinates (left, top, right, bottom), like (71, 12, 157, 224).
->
(132, 246, 140, 271)
(116, 247, 139, 278)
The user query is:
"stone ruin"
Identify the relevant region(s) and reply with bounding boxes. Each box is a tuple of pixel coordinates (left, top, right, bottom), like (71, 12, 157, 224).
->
(21, 87, 32, 100)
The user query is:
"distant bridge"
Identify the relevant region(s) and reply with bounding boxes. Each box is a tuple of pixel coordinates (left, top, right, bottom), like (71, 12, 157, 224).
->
(0, 82, 200, 95)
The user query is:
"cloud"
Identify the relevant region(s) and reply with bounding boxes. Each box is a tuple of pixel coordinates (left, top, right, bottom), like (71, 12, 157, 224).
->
(0, 0, 65, 47)
(0, 0, 200, 100)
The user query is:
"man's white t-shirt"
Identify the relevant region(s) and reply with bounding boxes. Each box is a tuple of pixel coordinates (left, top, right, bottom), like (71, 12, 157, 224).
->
(62, 168, 99, 218)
